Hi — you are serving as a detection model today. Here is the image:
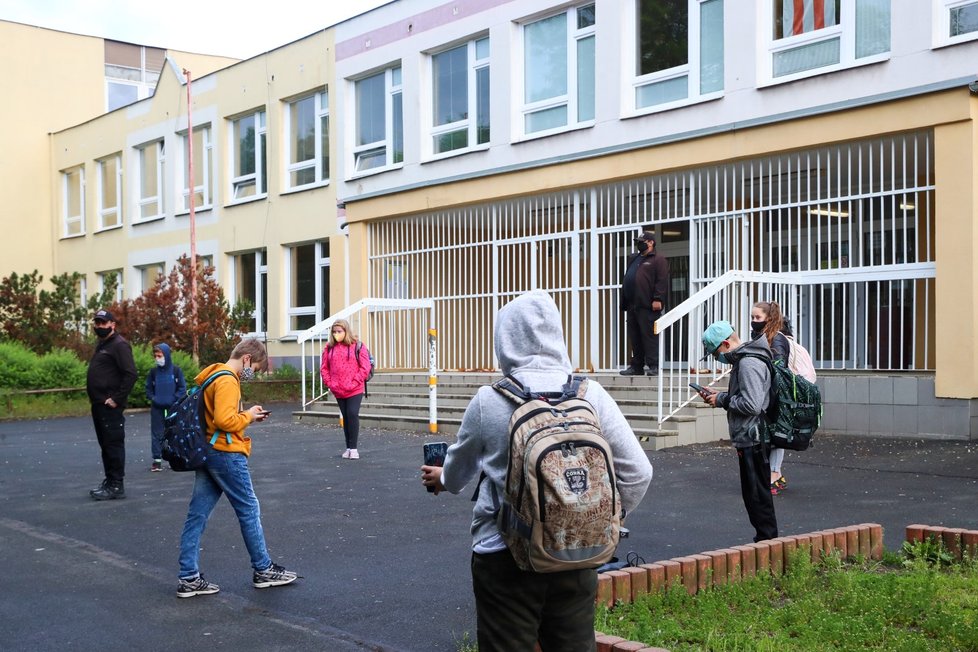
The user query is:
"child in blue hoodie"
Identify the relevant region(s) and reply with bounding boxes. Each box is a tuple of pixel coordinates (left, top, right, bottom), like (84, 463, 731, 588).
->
(146, 343, 186, 471)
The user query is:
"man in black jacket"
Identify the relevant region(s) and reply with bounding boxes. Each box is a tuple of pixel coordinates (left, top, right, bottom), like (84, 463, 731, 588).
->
(620, 232, 670, 375)
(87, 309, 138, 500)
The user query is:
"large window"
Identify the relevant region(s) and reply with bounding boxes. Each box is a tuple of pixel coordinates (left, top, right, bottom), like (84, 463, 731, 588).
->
(630, 0, 724, 112)
(765, 0, 889, 82)
(429, 37, 490, 157)
(137, 263, 164, 293)
(181, 125, 212, 211)
(230, 110, 267, 200)
(63, 166, 85, 237)
(286, 92, 330, 189)
(136, 140, 164, 221)
(935, 1, 978, 46)
(234, 250, 267, 335)
(521, 4, 595, 136)
(98, 269, 124, 302)
(286, 241, 330, 331)
(354, 67, 403, 173)
(97, 154, 122, 230)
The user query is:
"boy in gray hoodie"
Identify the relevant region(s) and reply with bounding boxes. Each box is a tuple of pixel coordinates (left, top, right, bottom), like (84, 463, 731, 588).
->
(421, 290, 653, 652)
(698, 320, 778, 542)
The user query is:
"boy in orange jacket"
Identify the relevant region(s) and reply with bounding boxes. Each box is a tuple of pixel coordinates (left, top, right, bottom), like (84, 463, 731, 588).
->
(176, 339, 299, 597)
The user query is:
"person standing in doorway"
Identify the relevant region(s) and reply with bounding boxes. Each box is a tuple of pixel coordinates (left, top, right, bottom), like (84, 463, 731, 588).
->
(620, 231, 670, 376)
(145, 343, 186, 472)
(87, 309, 138, 501)
(697, 320, 778, 542)
(320, 319, 372, 460)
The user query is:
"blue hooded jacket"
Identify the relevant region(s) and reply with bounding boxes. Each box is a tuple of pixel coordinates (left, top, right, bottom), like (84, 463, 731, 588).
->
(145, 343, 186, 409)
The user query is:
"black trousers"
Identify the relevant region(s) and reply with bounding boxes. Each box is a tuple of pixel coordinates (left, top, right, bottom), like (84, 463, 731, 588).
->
(335, 393, 363, 449)
(91, 402, 127, 484)
(737, 443, 778, 542)
(626, 307, 662, 370)
(471, 550, 597, 652)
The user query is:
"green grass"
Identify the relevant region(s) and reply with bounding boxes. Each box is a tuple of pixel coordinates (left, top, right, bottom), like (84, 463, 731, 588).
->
(595, 548, 978, 652)
(0, 391, 90, 419)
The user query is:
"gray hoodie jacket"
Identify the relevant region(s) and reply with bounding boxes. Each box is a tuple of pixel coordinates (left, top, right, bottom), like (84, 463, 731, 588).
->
(440, 289, 654, 551)
(715, 335, 772, 449)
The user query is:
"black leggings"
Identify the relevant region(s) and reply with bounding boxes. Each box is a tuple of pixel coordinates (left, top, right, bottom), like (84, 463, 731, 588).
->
(335, 393, 363, 449)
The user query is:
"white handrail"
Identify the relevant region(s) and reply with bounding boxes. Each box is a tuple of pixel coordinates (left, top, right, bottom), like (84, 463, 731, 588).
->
(299, 298, 439, 433)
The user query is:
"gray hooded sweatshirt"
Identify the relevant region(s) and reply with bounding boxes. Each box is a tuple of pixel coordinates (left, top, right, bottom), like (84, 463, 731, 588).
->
(714, 335, 772, 449)
(440, 289, 654, 551)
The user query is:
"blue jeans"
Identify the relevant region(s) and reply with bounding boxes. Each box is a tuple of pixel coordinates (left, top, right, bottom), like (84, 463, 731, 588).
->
(178, 449, 271, 578)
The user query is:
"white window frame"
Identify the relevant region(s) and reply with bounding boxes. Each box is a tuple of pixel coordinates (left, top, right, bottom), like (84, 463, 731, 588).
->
(516, 4, 596, 141)
(62, 166, 85, 238)
(137, 262, 165, 293)
(351, 66, 403, 176)
(180, 125, 213, 212)
(229, 109, 267, 202)
(425, 36, 491, 160)
(97, 154, 123, 231)
(285, 241, 330, 333)
(759, 0, 890, 86)
(934, 0, 978, 47)
(106, 79, 151, 112)
(232, 250, 268, 336)
(98, 269, 124, 302)
(285, 91, 330, 191)
(623, 0, 724, 117)
(135, 140, 165, 223)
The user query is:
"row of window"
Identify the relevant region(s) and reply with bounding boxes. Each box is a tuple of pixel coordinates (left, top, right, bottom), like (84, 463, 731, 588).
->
(91, 242, 330, 337)
(61, 91, 329, 236)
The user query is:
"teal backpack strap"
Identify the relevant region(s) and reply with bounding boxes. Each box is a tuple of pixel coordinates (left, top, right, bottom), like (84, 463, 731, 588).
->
(199, 370, 236, 447)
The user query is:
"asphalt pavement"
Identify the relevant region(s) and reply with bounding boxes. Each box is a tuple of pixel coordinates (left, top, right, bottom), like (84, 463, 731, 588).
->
(1, 405, 977, 651)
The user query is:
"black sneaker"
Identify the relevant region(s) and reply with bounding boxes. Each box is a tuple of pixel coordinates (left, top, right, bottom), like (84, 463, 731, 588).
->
(177, 575, 220, 598)
(619, 367, 644, 376)
(91, 482, 125, 501)
(646, 368, 659, 376)
(151, 460, 163, 472)
(89, 480, 109, 497)
(253, 563, 299, 588)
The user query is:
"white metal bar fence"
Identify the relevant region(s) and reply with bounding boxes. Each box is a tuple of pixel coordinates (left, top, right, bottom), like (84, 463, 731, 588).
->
(366, 131, 936, 383)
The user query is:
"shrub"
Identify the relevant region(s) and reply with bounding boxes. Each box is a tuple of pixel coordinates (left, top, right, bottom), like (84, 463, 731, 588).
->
(0, 341, 40, 389)
(34, 348, 87, 388)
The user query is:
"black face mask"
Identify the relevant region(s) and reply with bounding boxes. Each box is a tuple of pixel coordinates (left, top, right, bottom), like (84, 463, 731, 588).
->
(94, 326, 112, 338)
(635, 241, 648, 253)
(750, 321, 765, 336)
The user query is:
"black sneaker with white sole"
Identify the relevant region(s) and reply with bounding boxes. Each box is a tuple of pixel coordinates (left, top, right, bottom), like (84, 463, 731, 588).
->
(177, 575, 220, 598)
(252, 563, 299, 588)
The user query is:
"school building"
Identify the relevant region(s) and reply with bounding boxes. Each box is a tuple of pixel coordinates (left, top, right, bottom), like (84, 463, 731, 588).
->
(5, 1, 978, 439)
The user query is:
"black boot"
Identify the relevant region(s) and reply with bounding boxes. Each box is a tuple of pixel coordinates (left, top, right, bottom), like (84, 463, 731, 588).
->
(619, 367, 644, 376)
(91, 481, 126, 501)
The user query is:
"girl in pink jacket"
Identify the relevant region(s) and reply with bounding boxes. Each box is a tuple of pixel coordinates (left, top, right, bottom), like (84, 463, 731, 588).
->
(320, 319, 372, 460)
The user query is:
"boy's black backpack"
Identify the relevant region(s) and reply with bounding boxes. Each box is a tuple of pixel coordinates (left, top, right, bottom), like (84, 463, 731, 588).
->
(490, 374, 620, 573)
(161, 370, 235, 471)
(746, 355, 821, 450)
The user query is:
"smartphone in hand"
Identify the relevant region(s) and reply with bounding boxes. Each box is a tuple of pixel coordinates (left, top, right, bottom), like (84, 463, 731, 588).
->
(689, 382, 712, 397)
(423, 442, 448, 493)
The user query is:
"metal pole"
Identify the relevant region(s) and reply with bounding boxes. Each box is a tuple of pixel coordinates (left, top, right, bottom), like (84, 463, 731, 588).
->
(183, 68, 199, 362)
(428, 323, 438, 434)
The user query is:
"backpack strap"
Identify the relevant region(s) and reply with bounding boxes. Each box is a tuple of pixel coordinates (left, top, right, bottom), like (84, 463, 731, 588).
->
(354, 342, 363, 369)
(199, 370, 236, 445)
(491, 375, 532, 404)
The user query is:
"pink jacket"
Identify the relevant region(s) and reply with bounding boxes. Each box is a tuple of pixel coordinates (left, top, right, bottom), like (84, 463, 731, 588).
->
(320, 342, 371, 399)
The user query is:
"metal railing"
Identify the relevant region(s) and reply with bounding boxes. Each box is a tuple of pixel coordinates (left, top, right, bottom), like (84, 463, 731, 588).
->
(654, 263, 936, 426)
(297, 298, 439, 432)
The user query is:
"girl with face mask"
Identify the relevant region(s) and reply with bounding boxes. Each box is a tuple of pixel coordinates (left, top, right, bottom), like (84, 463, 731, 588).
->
(320, 319, 373, 460)
(750, 301, 792, 495)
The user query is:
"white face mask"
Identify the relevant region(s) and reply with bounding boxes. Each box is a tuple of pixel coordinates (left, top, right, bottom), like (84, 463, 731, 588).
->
(155, 358, 165, 367)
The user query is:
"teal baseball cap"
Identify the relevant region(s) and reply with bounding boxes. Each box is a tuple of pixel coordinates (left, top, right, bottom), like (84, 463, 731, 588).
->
(701, 320, 734, 359)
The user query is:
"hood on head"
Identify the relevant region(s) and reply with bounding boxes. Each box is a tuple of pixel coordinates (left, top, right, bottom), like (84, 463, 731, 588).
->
(155, 342, 173, 367)
(494, 290, 571, 376)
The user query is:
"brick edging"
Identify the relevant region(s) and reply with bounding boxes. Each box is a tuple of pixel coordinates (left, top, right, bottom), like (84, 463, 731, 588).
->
(905, 524, 978, 559)
(592, 523, 884, 652)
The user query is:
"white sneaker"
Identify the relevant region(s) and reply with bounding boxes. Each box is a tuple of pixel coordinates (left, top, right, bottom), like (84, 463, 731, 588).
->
(348, 449, 360, 460)
(341, 449, 351, 459)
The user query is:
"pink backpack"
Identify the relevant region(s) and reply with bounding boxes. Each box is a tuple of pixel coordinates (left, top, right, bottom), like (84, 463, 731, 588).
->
(785, 336, 817, 382)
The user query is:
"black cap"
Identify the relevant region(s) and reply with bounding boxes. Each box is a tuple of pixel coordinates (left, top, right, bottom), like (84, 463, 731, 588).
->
(93, 309, 115, 322)
(636, 232, 655, 243)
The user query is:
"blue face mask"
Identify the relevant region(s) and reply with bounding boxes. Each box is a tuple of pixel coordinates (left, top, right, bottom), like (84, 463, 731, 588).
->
(715, 351, 731, 364)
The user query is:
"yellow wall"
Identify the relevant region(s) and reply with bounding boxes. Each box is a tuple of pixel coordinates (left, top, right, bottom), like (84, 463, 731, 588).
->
(49, 30, 339, 360)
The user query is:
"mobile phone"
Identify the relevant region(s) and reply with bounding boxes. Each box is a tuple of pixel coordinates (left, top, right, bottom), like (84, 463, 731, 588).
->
(689, 382, 709, 395)
(423, 442, 448, 493)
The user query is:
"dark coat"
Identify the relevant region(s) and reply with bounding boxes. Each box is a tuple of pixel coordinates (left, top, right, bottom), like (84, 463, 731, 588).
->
(86, 332, 138, 408)
(621, 251, 670, 311)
